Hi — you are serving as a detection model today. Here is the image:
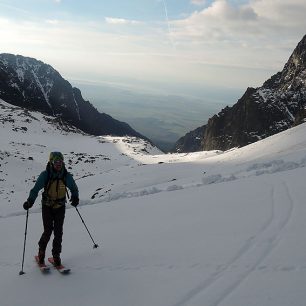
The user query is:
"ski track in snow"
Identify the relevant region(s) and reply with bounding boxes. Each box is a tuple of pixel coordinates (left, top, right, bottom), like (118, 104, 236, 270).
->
(3, 175, 293, 304)
(171, 179, 294, 306)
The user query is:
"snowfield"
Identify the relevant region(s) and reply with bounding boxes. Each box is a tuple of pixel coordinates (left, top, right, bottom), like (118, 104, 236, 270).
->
(1, 98, 306, 306)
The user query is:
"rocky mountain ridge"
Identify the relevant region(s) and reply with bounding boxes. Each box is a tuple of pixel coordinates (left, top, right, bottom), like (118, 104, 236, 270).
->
(173, 34, 306, 152)
(0, 53, 144, 138)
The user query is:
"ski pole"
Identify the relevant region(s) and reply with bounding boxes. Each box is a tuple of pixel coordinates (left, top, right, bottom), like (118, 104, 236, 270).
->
(75, 207, 99, 249)
(19, 210, 29, 275)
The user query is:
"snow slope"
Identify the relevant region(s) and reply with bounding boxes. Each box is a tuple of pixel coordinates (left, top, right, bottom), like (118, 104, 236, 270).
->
(1, 98, 306, 306)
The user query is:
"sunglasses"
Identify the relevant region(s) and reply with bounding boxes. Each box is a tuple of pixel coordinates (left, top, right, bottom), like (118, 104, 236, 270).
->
(52, 159, 63, 165)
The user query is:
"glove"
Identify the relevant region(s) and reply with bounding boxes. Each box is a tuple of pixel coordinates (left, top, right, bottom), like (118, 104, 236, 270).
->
(70, 196, 79, 207)
(23, 200, 33, 210)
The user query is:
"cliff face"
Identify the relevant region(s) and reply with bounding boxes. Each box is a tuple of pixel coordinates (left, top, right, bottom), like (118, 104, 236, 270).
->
(0, 53, 144, 138)
(173, 34, 306, 152)
(173, 126, 206, 153)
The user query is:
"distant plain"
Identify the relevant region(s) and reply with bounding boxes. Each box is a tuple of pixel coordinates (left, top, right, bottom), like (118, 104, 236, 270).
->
(75, 80, 243, 151)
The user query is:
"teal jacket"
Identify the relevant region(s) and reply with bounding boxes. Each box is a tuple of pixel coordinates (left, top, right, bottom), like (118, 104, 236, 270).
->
(28, 167, 79, 204)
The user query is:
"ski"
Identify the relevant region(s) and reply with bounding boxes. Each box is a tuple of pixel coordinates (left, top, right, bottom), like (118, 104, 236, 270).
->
(48, 257, 70, 274)
(34, 256, 50, 273)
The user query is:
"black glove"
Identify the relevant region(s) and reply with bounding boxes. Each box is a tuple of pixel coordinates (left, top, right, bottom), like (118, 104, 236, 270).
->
(70, 196, 79, 207)
(23, 200, 33, 210)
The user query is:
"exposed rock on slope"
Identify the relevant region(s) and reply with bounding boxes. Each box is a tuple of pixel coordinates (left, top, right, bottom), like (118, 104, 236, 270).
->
(173, 34, 306, 152)
(0, 53, 144, 138)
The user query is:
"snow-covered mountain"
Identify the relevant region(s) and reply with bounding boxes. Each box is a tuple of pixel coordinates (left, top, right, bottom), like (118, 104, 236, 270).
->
(174, 34, 306, 152)
(1, 96, 306, 306)
(0, 53, 145, 139)
(0, 98, 160, 216)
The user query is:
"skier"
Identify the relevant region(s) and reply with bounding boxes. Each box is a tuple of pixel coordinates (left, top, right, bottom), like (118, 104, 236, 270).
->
(23, 152, 79, 267)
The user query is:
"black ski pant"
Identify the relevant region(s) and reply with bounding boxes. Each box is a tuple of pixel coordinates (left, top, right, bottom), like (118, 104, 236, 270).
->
(38, 205, 65, 257)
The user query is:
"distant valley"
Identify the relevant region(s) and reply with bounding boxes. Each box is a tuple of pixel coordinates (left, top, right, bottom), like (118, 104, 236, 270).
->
(74, 81, 242, 151)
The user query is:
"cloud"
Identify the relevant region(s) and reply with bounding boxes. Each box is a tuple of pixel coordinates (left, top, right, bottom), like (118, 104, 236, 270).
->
(0, 17, 176, 83)
(45, 19, 60, 25)
(172, 0, 306, 41)
(105, 17, 142, 25)
(169, 0, 306, 69)
(191, 0, 206, 5)
(0, 3, 31, 15)
(251, 0, 306, 25)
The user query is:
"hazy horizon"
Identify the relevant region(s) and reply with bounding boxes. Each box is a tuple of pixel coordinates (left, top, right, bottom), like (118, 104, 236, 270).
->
(73, 79, 244, 150)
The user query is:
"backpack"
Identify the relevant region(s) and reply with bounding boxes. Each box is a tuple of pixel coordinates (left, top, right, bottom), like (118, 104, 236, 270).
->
(42, 162, 70, 207)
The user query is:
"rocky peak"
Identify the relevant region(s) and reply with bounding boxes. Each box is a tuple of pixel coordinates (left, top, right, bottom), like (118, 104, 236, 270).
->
(268, 34, 306, 92)
(0, 53, 145, 139)
(173, 34, 306, 153)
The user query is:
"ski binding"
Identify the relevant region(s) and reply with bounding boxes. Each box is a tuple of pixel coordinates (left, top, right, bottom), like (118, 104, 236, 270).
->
(48, 257, 70, 274)
(34, 256, 50, 273)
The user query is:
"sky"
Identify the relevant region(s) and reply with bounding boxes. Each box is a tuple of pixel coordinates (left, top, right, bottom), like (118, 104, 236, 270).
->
(0, 0, 306, 96)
